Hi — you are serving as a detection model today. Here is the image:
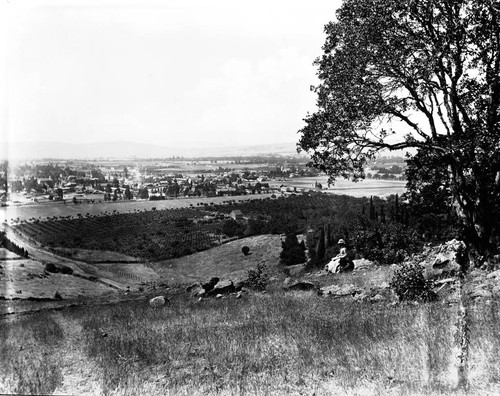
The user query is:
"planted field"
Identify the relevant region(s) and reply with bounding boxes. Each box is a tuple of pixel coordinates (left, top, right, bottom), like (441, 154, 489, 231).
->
(15, 208, 226, 261)
(13, 194, 350, 262)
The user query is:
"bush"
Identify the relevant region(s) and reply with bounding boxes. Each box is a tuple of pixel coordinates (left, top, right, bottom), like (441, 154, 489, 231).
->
(354, 223, 421, 264)
(246, 263, 269, 291)
(242, 246, 250, 255)
(390, 262, 437, 302)
(45, 263, 58, 273)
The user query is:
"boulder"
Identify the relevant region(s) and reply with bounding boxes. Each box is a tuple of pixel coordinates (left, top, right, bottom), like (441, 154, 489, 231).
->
(202, 277, 220, 292)
(421, 239, 465, 279)
(149, 295, 167, 307)
(283, 277, 292, 287)
(492, 285, 500, 296)
(369, 294, 385, 303)
(486, 270, 500, 280)
(284, 280, 317, 292)
(282, 264, 306, 277)
(469, 288, 492, 299)
(208, 279, 235, 296)
(186, 282, 205, 297)
(353, 259, 374, 270)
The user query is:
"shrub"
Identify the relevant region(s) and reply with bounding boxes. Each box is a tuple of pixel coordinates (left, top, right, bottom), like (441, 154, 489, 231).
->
(390, 262, 437, 302)
(246, 263, 269, 291)
(45, 263, 58, 273)
(242, 246, 250, 255)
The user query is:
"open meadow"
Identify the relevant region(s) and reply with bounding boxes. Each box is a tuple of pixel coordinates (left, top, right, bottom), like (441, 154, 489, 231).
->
(1, 287, 500, 396)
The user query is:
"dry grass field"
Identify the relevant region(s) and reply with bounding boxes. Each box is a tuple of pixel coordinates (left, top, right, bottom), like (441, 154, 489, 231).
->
(150, 234, 284, 285)
(2, 224, 499, 395)
(1, 287, 500, 395)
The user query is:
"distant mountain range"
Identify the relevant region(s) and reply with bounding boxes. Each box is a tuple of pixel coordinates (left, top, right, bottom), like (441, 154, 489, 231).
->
(1, 141, 302, 160)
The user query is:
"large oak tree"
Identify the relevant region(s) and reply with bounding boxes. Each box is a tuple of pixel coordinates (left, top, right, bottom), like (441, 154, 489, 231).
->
(298, 0, 500, 261)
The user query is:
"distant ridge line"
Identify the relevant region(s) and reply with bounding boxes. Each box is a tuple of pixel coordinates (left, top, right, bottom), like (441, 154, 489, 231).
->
(1, 141, 302, 160)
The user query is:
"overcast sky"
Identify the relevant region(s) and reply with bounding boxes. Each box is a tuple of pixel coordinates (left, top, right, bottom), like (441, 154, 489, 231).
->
(1, 0, 342, 150)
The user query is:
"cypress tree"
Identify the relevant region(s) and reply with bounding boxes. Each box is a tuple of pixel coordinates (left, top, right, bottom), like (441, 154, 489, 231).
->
(316, 228, 326, 261)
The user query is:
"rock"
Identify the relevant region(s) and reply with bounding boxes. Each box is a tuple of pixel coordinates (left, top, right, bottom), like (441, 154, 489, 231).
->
(435, 278, 456, 285)
(216, 294, 223, 299)
(186, 282, 205, 297)
(208, 279, 234, 296)
(422, 239, 465, 279)
(202, 277, 220, 292)
(353, 259, 374, 270)
(486, 270, 500, 280)
(492, 285, 500, 296)
(235, 291, 242, 299)
(282, 264, 306, 277)
(284, 280, 317, 292)
(469, 288, 492, 299)
(283, 277, 292, 286)
(149, 295, 167, 307)
(370, 294, 385, 303)
(319, 284, 360, 297)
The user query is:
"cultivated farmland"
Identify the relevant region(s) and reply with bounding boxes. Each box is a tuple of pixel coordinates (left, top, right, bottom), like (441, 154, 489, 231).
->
(12, 194, 347, 262)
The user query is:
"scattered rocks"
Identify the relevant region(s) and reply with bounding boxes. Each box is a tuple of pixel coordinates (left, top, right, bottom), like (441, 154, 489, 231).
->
(149, 295, 168, 307)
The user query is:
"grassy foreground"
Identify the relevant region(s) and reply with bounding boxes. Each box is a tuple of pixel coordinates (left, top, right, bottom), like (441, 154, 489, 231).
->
(1, 289, 499, 395)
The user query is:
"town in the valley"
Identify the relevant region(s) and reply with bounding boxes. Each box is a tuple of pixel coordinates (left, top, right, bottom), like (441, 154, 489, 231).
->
(0, 155, 406, 209)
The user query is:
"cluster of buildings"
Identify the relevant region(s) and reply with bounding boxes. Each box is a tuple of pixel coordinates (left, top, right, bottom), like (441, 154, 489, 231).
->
(3, 160, 306, 206)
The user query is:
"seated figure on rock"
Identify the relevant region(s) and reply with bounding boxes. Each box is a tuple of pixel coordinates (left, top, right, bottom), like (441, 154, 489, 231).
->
(325, 239, 354, 273)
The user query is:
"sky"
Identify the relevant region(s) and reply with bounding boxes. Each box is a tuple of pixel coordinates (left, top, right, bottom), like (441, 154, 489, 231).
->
(1, 0, 342, 151)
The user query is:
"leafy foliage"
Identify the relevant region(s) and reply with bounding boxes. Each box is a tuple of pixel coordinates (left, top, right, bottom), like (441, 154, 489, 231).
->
(353, 222, 421, 264)
(390, 263, 437, 302)
(298, 0, 500, 258)
(246, 263, 269, 291)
